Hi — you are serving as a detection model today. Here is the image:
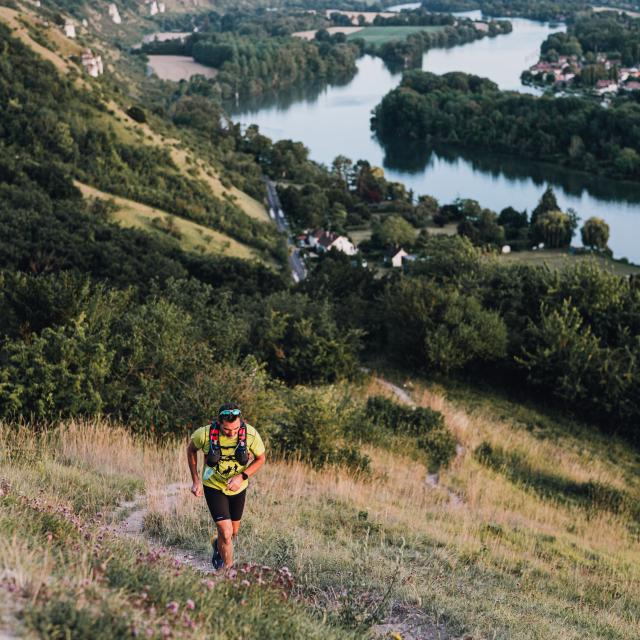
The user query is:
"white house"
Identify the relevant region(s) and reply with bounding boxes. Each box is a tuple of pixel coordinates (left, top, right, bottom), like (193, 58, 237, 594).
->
(149, 1, 158, 15)
(385, 247, 409, 268)
(307, 229, 356, 256)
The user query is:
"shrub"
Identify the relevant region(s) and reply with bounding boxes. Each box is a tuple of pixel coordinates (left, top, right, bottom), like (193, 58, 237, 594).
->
(417, 427, 457, 472)
(273, 387, 369, 472)
(364, 395, 455, 471)
(365, 395, 444, 436)
(126, 105, 147, 123)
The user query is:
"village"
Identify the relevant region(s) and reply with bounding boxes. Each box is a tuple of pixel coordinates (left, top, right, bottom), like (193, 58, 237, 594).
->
(524, 53, 640, 94)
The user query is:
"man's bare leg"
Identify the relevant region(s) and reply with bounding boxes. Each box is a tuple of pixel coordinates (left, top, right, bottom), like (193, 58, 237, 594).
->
(216, 520, 234, 567)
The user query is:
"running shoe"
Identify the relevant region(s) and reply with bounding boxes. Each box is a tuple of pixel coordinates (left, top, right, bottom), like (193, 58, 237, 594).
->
(211, 538, 224, 571)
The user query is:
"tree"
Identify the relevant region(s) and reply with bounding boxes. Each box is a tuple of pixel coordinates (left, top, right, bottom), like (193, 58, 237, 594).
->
(531, 186, 559, 225)
(381, 278, 507, 372)
(355, 162, 386, 203)
(251, 292, 362, 384)
(458, 208, 505, 248)
(614, 147, 640, 177)
(331, 155, 353, 188)
(409, 235, 480, 280)
(498, 206, 528, 233)
(376, 215, 416, 247)
(581, 217, 610, 251)
(532, 210, 575, 248)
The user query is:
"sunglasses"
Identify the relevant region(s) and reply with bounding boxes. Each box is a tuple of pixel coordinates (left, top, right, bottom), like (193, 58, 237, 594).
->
(219, 409, 241, 419)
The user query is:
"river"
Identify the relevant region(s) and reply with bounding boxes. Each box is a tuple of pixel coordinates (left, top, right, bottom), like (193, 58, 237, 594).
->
(227, 12, 640, 263)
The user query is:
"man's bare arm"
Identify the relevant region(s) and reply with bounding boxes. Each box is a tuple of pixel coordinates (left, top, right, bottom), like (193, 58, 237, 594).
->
(244, 452, 266, 479)
(187, 441, 203, 497)
(226, 452, 266, 492)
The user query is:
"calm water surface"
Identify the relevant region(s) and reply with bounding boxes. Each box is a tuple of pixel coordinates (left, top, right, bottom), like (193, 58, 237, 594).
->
(229, 15, 640, 262)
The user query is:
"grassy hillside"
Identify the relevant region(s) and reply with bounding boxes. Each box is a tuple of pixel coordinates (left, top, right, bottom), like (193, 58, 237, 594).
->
(76, 182, 262, 261)
(2, 378, 638, 639)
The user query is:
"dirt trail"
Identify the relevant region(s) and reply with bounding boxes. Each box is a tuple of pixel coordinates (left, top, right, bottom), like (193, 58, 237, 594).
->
(115, 482, 459, 639)
(376, 377, 416, 406)
(374, 376, 464, 506)
(116, 482, 213, 574)
(112, 383, 465, 639)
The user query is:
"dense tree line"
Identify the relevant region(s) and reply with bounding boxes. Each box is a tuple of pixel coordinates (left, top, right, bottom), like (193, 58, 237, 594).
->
(420, 0, 590, 20)
(371, 70, 640, 180)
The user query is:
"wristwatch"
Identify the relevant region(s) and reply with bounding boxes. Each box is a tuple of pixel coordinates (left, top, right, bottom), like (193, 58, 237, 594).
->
(241, 472, 249, 480)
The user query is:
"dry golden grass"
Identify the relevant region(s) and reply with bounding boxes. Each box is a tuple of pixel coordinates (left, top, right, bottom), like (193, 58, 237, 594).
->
(2, 375, 639, 640)
(76, 181, 260, 260)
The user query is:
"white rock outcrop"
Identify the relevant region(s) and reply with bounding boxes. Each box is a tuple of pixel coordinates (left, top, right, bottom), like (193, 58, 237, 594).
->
(108, 3, 122, 24)
(64, 21, 76, 38)
(81, 49, 104, 77)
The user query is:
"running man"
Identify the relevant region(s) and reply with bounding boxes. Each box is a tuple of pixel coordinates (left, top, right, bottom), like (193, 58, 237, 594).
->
(187, 403, 266, 570)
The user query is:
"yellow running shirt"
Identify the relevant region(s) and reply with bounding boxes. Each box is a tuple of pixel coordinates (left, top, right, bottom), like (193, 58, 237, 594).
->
(190, 423, 265, 495)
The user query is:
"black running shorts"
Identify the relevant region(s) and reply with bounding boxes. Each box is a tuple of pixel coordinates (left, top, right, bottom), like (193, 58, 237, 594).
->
(203, 485, 247, 522)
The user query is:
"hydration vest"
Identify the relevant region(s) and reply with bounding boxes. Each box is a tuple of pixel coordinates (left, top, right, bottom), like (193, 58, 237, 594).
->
(206, 420, 249, 469)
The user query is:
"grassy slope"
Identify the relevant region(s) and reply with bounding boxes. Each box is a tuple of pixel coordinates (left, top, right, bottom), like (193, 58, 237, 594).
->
(76, 182, 260, 260)
(0, 425, 351, 640)
(0, 6, 79, 73)
(2, 378, 638, 639)
(347, 25, 446, 45)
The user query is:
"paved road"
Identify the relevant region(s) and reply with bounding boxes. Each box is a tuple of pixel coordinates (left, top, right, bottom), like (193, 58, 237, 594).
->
(264, 178, 307, 282)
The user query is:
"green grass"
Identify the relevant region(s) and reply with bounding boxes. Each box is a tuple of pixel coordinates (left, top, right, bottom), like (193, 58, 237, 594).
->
(347, 25, 446, 45)
(496, 249, 640, 276)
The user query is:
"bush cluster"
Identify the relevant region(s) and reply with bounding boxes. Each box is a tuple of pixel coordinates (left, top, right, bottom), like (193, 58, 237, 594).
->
(364, 396, 456, 471)
(273, 387, 371, 472)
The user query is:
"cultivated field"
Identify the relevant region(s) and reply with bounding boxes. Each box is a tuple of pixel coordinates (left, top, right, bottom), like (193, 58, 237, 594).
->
(2, 376, 638, 639)
(347, 25, 446, 45)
